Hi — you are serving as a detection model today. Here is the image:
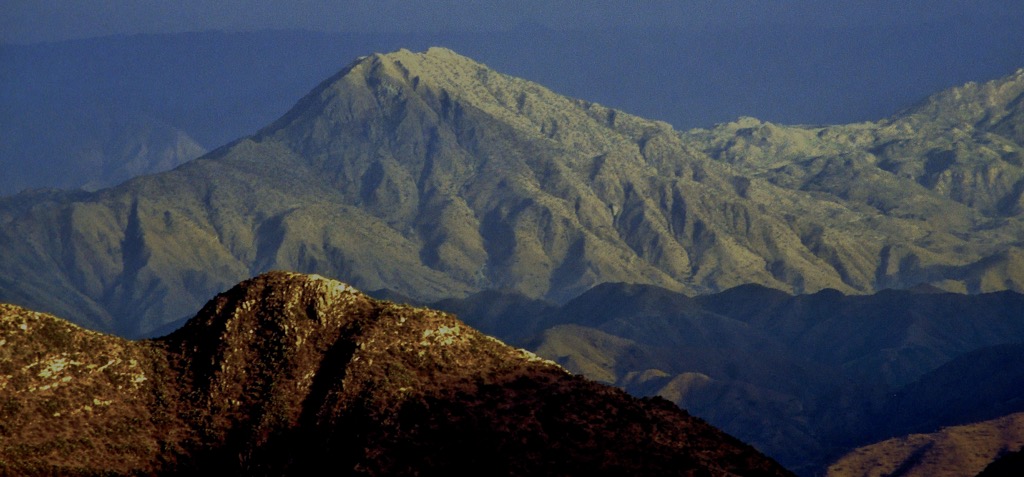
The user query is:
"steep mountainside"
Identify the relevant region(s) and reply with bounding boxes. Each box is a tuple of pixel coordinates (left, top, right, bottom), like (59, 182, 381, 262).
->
(0, 272, 790, 476)
(1, 48, 1023, 337)
(435, 283, 1024, 475)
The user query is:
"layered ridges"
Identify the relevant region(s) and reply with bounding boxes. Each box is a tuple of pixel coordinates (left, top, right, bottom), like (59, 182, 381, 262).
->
(0, 272, 792, 476)
(445, 283, 1024, 474)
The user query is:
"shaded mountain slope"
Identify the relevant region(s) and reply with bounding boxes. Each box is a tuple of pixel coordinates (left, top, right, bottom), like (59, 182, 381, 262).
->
(432, 283, 1024, 474)
(826, 412, 1024, 477)
(2, 48, 1024, 338)
(431, 289, 557, 344)
(876, 343, 1024, 437)
(977, 448, 1024, 477)
(0, 271, 791, 476)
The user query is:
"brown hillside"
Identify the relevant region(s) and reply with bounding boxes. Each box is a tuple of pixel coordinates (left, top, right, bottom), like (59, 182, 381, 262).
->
(826, 412, 1024, 477)
(0, 271, 791, 476)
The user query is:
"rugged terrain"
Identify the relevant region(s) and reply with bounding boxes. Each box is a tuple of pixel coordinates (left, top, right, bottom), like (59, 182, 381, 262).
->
(433, 284, 1024, 474)
(1, 48, 1023, 338)
(0, 271, 790, 475)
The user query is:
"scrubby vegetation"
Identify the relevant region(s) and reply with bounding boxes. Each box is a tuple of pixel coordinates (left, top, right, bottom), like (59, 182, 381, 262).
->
(0, 272, 792, 476)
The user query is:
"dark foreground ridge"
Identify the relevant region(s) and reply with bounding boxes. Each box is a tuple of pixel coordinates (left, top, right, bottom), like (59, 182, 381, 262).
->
(0, 271, 791, 476)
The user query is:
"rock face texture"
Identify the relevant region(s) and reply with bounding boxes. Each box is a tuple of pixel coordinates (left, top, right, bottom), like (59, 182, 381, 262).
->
(0, 271, 791, 476)
(1, 48, 1023, 338)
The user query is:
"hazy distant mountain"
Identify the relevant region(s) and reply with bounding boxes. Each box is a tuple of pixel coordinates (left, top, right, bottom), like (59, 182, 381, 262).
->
(0, 105, 205, 192)
(434, 284, 1024, 474)
(1, 31, 346, 195)
(1, 48, 1023, 339)
(0, 271, 791, 476)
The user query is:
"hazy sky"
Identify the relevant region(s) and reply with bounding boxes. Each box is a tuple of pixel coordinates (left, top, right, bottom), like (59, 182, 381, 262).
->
(3, 1, 1019, 44)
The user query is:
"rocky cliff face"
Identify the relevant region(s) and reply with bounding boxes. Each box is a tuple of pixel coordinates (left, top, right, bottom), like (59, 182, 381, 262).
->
(1, 48, 1023, 338)
(0, 271, 791, 476)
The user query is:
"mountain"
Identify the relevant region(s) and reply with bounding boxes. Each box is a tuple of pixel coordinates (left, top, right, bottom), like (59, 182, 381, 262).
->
(6, 20, 1023, 194)
(0, 105, 206, 193)
(826, 412, 1024, 477)
(819, 343, 1024, 475)
(2, 48, 1024, 338)
(429, 283, 1024, 474)
(686, 68, 1024, 220)
(0, 271, 791, 476)
(874, 343, 1024, 437)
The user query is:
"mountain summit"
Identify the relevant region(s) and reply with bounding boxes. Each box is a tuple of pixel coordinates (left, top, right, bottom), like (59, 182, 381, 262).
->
(1, 48, 1022, 336)
(0, 271, 791, 476)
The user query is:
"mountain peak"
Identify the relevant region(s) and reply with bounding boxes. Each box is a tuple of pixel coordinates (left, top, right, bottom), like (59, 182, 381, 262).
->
(4, 49, 1024, 340)
(164, 270, 563, 397)
(354, 46, 486, 83)
(259, 45, 662, 160)
(895, 66, 1024, 128)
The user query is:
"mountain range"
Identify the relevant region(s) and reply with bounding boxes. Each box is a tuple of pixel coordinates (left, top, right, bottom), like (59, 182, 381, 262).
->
(0, 271, 790, 476)
(1, 48, 1023, 339)
(433, 283, 1024, 474)
(5, 23, 1024, 195)
(2, 47, 1023, 475)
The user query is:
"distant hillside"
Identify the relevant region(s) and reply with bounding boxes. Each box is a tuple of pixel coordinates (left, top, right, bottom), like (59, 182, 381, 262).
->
(0, 272, 791, 476)
(0, 106, 205, 193)
(434, 283, 1024, 474)
(827, 413, 1024, 477)
(1, 48, 1023, 339)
